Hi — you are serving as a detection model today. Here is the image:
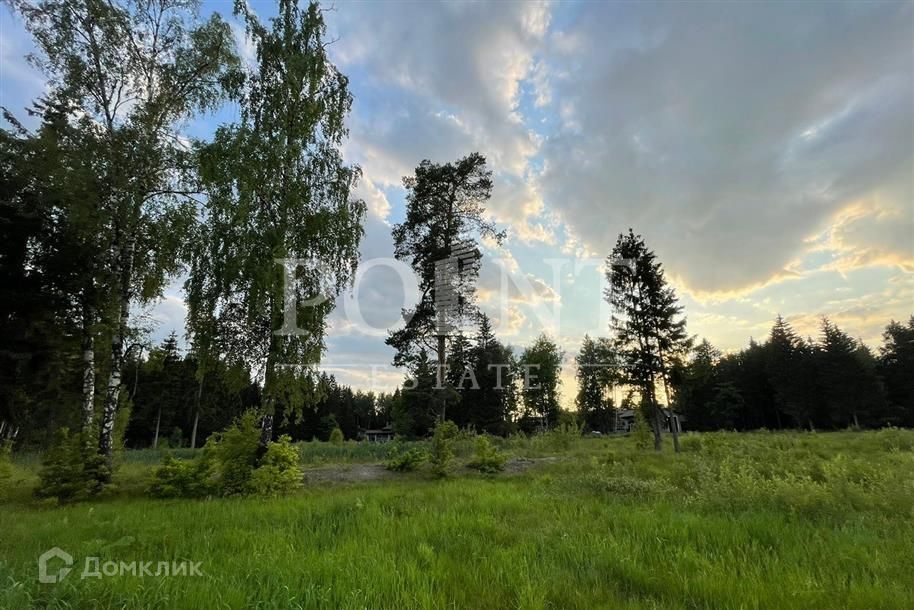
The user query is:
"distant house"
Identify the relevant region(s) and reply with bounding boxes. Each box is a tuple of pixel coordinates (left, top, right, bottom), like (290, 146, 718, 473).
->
(360, 425, 395, 443)
(615, 408, 684, 434)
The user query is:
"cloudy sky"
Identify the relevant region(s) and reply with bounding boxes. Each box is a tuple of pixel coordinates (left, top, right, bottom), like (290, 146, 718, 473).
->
(2, 1, 912, 404)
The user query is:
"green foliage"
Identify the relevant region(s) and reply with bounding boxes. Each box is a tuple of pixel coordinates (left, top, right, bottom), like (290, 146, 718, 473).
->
(386, 153, 502, 367)
(251, 435, 303, 497)
(631, 408, 653, 451)
(575, 335, 618, 432)
(428, 420, 459, 477)
(385, 441, 427, 472)
(532, 421, 582, 453)
(190, 0, 365, 423)
(329, 426, 344, 446)
(605, 230, 690, 449)
(35, 428, 109, 502)
(0, 441, 12, 494)
(467, 436, 506, 473)
(520, 334, 564, 427)
(4, 431, 914, 609)
(206, 412, 261, 496)
(148, 454, 215, 499)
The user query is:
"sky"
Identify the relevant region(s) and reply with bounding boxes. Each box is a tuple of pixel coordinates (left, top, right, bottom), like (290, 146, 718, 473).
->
(2, 1, 912, 405)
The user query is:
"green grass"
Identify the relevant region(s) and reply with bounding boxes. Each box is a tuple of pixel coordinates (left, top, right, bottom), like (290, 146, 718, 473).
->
(2, 430, 913, 608)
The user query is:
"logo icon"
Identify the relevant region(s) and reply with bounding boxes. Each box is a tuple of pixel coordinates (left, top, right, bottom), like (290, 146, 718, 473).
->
(38, 547, 73, 584)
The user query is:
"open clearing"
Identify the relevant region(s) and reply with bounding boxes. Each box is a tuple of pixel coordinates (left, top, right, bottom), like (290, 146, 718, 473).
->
(2, 430, 913, 609)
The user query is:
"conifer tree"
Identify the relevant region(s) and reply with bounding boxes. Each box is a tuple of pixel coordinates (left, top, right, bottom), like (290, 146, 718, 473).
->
(605, 230, 690, 451)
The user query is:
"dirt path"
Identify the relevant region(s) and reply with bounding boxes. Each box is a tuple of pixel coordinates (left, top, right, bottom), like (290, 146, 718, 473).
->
(301, 456, 561, 484)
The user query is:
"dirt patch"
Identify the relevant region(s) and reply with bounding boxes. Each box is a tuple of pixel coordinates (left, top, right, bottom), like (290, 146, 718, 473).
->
(301, 456, 561, 485)
(502, 456, 562, 474)
(302, 463, 394, 484)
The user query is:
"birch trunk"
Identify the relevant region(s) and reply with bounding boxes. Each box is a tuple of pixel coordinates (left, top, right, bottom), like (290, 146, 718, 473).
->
(152, 407, 161, 449)
(190, 376, 203, 449)
(81, 307, 95, 432)
(98, 235, 135, 472)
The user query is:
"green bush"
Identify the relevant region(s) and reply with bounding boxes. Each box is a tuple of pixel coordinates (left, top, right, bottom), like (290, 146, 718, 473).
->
(251, 435, 303, 496)
(428, 420, 458, 477)
(631, 408, 653, 451)
(35, 428, 110, 502)
(148, 454, 214, 498)
(329, 426, 344, 446)
(468, 436, 506, 473)
(195, 414, 303, 497)
(385, 441, 426, 472)
(875, 427, 914, 452)
(206, 411, 261, 495)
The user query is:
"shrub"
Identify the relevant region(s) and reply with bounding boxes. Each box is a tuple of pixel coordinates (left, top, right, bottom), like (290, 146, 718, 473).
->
(198, 414, 303, 497)
(206, 411, 261, 495)
(148, 454, 214, 498)
(329, 426, 344, 446)
(251, 435, 302, 496)
(385, 441, 426, 472)
(428, 420, 458, 477)
(875, 427, 914, 452)
(468, 436, 506, 473)
(35, 428, 109, 502)
(631, 408, 653, 451)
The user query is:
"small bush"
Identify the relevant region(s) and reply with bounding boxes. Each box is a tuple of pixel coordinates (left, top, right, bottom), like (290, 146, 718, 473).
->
(468, 436, 506, 473)
(206, 411, 261, 495)
(35, 428, 110, 502)
(148, 454, 214, 498)
(428, 420, 458, 477)
(875, 427, 914, 452)
(631, 408, 653, 451)
(251, 435, 302, 496)
(385, 441, 426, 472)
(329, 426, 344, 446)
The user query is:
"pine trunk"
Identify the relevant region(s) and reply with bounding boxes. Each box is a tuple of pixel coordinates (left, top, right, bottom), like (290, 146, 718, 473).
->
(652, 402, 663, 451)
(437, 334, 447, 420)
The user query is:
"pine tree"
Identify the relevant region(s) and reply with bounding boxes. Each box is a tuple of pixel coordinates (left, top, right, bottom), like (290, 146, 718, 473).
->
(879, 317, 914, 426)
(470, 313, 516, 435)
(672, 338, 721, 431)
(386, 153, 504, 401)
(520, 334, 563, 429)
(818, 318, 884, 428)
(575, 335, 617, 433)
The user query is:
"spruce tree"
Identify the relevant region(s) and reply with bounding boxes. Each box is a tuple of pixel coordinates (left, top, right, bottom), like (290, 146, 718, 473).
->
(605, 229, 690, 451)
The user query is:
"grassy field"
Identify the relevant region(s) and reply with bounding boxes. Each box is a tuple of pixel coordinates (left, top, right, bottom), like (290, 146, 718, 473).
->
(2, 430, 913, 609)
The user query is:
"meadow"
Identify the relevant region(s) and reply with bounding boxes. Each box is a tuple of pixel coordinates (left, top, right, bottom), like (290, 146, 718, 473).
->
(2, 429, 913, 609)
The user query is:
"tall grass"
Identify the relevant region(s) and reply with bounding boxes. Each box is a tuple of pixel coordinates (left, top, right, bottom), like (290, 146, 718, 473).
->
(1, 430, 912, 608)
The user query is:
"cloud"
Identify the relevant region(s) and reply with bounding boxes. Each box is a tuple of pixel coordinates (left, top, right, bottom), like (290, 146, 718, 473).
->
(535, 1, 913, 297)
(330, 1, 552, 239)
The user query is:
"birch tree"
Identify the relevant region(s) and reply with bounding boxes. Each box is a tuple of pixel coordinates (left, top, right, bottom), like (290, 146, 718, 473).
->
(12, 0, 238, 475)
(189, 0, 366, 446)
